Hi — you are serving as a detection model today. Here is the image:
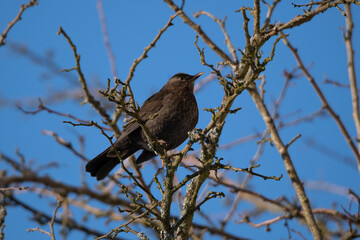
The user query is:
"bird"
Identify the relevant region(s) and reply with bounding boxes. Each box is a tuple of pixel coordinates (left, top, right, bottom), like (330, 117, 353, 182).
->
(86, 72, 203, 180)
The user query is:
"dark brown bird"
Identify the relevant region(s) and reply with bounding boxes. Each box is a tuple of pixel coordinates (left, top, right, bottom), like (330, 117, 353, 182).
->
(86, 72, 203, 180)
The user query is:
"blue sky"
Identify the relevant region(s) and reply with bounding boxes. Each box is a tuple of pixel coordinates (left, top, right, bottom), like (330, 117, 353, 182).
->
(1, 0, 360, 239)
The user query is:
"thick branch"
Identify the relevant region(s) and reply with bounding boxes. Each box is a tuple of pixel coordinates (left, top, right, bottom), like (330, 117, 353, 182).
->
(344, 4, 360, 150)
(265, 0, 360, 38)
(247, 84, 322, 240)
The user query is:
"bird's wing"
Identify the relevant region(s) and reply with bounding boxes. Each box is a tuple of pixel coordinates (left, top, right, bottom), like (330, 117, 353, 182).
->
(138, 89, 167, 119)
(117, 89, 167, 141)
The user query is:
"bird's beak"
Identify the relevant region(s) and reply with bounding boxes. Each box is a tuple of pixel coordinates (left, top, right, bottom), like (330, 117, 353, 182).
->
(191, 72, 204, 82)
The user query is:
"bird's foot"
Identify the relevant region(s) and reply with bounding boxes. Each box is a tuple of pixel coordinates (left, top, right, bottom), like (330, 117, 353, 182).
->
(157, 139, 168, 148)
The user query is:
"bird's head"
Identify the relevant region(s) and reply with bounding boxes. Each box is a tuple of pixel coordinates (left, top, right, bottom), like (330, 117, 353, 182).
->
(164, 72, 203, 91)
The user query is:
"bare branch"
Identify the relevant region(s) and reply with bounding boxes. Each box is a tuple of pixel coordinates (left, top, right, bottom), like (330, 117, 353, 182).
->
(237, 215, 285, 228)
(247, 83, 322, 239)
(285, 134, 302, 149)
(261, 0, 281, 31)
(17, 98, 93, 126)
(1, 174, 132, 207)
(253, 0, 261, 34)
(265, 0, 360, 38)
(283, 36, 360, 172)
(344, 4, 360, 150)
(49, 198, 63, 240)
(124, 11, 181, 86)
(27, 227, 52, 238)
(0, 186, 29, 191)
(41, 130, 89, 162)
(96, 204, 158, 239)
(97, 0, 118, 78)
(173, 191, 224, 232)
(10, 196, 120, 239)
(57, 27, 121, 136)
(193, 11, 238, 63)
(0, 0, 38, 46)
(323, 78, 360, 92)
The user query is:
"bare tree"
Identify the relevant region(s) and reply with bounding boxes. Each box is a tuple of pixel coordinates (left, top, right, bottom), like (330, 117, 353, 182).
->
(1, 1, 360, 240)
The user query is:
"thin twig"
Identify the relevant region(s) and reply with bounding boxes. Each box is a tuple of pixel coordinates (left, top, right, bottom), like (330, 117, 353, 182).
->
(172, 191, 224, 232)
(17, 98, 91, 125)
(97, 0, 118, 78)
(0, 0, 38, 46)
(49, 198, 63, 240)
(193, 11, 238, 63)
(261, 0, 281, 31)
(237, 215, 285, 228)
(124, 11, 181, 86)
(57, 27, 121, 136)
(163, 0, 235, 66)
(1, 174, 132, 207)
(8, 41, 78, 84)
(27, 227, 52, 237)
(26, 196, 62, 240)
(323, 78, 360, 91)
(41, 130, 89, 162)
(174, 163, 282, 193)
(292, 0, 333, 8)
(285, 134, 302, 149)
(220, 129, 268, 230)
(0, 186, 29, 191)
(10, 196, 121, 239)
(96, 204, 158, 239)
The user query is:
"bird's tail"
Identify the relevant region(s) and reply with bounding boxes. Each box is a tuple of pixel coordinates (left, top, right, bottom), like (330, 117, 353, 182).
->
(85, 147, 119, 180)
(86, 143, 140, 180)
